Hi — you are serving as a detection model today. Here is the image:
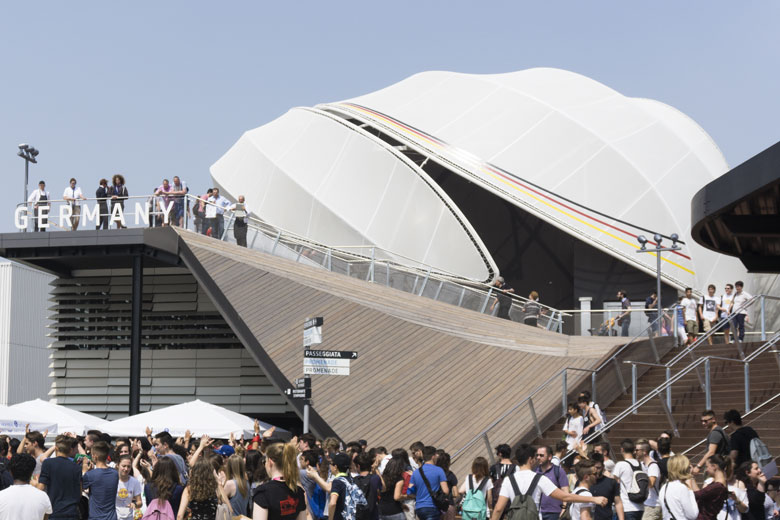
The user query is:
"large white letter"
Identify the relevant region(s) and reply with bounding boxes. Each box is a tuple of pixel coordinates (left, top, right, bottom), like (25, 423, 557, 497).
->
(58, 205, 73, 229)
(134, 202, 149, 226)
(110, 204, 126, 227)
(14, 207, 28, 230)
(82, 204, 99, 226)
(37, 206, 50, 229)
(162, 201, 175, 224)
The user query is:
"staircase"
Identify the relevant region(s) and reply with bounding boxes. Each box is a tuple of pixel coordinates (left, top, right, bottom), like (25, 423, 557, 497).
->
(532, 340, 780, 458)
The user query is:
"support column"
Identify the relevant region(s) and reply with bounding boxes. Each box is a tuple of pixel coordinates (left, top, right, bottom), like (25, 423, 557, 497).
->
(579, 297, 592, 336)
(130, 255, 143, 415)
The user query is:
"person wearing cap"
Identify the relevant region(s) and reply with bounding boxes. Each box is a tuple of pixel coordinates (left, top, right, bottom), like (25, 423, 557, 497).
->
(215, 445, 235, 457)
(27, 180, 50, 232)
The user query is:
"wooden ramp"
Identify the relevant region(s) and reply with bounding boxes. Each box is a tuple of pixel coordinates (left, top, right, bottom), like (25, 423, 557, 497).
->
(175, 230, 623, 474)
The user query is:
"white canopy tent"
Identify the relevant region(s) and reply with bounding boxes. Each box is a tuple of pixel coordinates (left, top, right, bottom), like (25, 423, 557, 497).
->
(102, 399, 279, 439)
(0, 404, 58, 436)
(9, 399, 108, 436)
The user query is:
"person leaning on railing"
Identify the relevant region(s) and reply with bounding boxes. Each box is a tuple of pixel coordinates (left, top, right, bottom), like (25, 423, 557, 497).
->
(27, 180, 50, 232)
(108, 174, 129, 229)
(95, 179, 110, 230)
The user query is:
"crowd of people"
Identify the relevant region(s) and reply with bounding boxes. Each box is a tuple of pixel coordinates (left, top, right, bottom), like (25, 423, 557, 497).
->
(0, 407, 776, 520)
(25, 177, 251, 246)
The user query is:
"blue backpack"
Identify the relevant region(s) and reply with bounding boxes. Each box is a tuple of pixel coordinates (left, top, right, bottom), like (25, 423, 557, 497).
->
(308, 483, 327, 520)
(461, 475, 489, 520)
(337, 476, 368, 520)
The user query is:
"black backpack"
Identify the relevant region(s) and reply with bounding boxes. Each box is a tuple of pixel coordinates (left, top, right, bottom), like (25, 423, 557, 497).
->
(490, 464, 516, 518)
(354, 474, 374, 520)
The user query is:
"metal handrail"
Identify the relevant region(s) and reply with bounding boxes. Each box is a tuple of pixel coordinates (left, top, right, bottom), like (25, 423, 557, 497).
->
(573, 331, 780, 455)
(451, 366, 596, 461)
(681, 391, 780, 456)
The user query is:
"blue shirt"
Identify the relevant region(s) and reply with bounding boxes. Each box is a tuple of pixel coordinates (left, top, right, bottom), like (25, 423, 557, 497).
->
(536, 464, 568, 513)
(409, 463, 447, 510)
(82, 467, 119, 520)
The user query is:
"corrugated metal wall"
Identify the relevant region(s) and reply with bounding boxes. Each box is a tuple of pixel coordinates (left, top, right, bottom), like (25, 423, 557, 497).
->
(0, 262, 54, 405)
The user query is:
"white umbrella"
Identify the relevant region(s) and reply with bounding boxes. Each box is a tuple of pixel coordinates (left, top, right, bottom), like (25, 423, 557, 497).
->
(102, 399, 278, 439)
(0, 404, 58, 436)
(9, 399, 108, 436)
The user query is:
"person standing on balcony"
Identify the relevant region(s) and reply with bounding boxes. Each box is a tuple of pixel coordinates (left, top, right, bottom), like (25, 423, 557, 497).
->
(230, 195, 249, 247)
(693, 410, 730, 476)
(681, 288, 699, 346)
(645, 290, 658, 337)
(27, 180, 50, 232)
(617, 290, 632, 337)
(63, 177, 86, 230)
(108, 174, 128, 229)
(729, 282, 752, 343)
(718, 284, 736, 344)
(207, 187, 231, 239)
(489, 277, 514, 320)
(96, 178, 110, 230)
(171, 176, 188, 227)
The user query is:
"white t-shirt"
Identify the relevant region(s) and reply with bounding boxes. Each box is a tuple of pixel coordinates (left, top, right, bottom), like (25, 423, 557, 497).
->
(0, 484, 53, 520)
(569, 487, 594, 520)
(459, 475, 494, 495)
(117, 476, 142, 520)
(658, 481, 698, 520)
(700, 295, 719, 321)
(643, 461, 661, 507)
(614, 459, 644, 512)
(720, 293, 734, 318)
(498, 468, 558, 511)
(681, 297, 698, 322)
(763, 493, 775, 520)
(563, 416, 583, 450)
(732, 291, 752, 315)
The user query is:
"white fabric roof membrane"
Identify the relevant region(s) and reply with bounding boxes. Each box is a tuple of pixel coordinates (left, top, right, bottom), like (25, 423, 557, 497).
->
(0, 404, 58, 436)
(211, 106, 496, 281)
(320, 68, 752, 292)
(9, 399, 107, 436)
(102, 399, 277, 439)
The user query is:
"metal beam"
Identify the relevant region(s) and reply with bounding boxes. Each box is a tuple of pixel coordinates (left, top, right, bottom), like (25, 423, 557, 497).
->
(130, 255, 143, 415)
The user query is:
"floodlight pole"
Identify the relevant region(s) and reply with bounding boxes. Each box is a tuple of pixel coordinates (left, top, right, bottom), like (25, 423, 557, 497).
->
(636, 234, 681, 329)
(17, 145, 39, 231)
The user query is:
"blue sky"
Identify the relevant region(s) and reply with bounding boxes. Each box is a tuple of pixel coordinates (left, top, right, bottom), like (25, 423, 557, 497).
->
(1, 1, 778, 232)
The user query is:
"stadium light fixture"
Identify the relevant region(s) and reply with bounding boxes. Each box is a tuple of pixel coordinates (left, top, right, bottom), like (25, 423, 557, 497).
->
(18, 143, 40, 228)
(637, 232, 682, 330)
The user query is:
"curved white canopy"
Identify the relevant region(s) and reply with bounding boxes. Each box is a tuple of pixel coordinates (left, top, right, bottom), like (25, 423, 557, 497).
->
(0, 404, 58, 436)
(9, 399, 107, 436)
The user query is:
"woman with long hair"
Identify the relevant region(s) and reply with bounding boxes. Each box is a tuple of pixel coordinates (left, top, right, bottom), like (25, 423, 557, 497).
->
(379, 453, 410, 520)
(253, 442, 306, 520)
(225, 453, 250, 517)
(736, 461, 768, 520)
(694, 454, 729, 520)
(659, 455, 699, 520)
(716, 456, 748, 520)
(435, 452, 459, 520)
(458, 457, 492, 519)
(144, 456, 184, 514)
(177, 459, 230, 520)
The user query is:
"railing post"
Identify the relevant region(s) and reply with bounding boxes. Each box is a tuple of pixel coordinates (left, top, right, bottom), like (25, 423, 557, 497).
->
(479, 287, 494, 314)
(183, 198, 190, 230)
(386, 264, 390, 287)
(631, 363, 638, 414)
(458, 287, 466, 307)
(673, 307, 678, 343)
(658, 394, 679, 437)
(744, 362, 750, 413)
(271, 231, 281, 254)
(613, 357, 627, 394)
(417, 267, 431, 296)
(327, 249, 332, 272)
(760, 296, 766, 341)
(482, 433, 495, 465)
(561, 370, 568, 417)
(648, 332, 660, 363)
(528, 398, 542, 436)
(666, 367, 672, 411)
(704, 358, 711, 411)
(369, 247, 375, 283)
(591, 372, 597, 405)
(433, 281, 444, 301)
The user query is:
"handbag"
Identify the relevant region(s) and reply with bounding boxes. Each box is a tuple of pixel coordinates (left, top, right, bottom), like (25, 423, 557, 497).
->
(418, 464, 450, 512)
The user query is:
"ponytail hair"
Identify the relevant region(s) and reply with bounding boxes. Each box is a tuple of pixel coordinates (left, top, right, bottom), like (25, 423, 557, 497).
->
(266, 442, 300, 493)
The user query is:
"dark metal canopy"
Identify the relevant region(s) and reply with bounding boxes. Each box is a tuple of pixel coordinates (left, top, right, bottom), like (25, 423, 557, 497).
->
(691, 140, 780, 273)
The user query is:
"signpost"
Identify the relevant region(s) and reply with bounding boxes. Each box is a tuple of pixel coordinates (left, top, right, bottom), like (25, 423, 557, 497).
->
(298, 317, 357, 433)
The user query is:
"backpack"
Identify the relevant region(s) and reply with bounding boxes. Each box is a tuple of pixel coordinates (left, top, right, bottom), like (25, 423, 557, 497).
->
(308, 483, 327, 520)
(336, 476, 368, 520)
(461, 475, 489, 520)
(559, 489, 586, 520)
(713, 428, 731, 457)
(490, 464, 516, 516)
(749, 437, 772, 467)
(505, 473, 541, 520)
(141, 498, 176, 520)
(354, 474, 374, 520)
(623, 460, 650, 504)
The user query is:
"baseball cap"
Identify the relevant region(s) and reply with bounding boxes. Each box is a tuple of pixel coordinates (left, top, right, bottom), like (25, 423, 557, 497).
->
(215, 445, 235, 457)
(331, 452, 351, 471)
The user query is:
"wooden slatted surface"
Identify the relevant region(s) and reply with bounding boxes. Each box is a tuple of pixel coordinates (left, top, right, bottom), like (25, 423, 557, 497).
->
(176, 230, 623, 475)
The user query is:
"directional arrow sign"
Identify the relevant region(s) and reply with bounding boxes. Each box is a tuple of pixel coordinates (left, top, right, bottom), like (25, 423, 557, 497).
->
(303, 317, 324, 329)
(304, 350, 358, 360)
(304, 358, 350, 368)
(304, 366, 350, 376)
